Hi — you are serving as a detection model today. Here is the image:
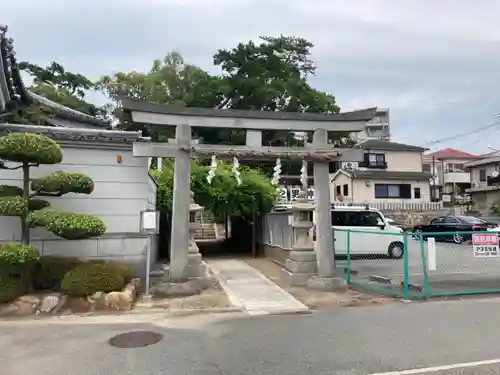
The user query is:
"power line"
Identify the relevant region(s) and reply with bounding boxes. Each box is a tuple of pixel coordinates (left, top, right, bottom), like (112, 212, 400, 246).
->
(423, 114, 500, 146)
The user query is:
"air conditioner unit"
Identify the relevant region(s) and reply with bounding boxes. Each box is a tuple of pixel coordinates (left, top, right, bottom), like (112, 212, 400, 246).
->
(345, 162, 352, 170)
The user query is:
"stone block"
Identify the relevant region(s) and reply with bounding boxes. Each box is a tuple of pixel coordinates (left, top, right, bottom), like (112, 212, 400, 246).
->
(285, 259, 317, 274)
(306, 276, 347, 292)
(185, 262, 209, 278)
(288, 250, 317, 262)
(281, 269, 315, 287)
(188, 253, 202, 265)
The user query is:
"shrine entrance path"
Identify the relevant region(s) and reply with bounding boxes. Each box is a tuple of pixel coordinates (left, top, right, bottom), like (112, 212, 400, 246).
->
(207, 259, 309, 315)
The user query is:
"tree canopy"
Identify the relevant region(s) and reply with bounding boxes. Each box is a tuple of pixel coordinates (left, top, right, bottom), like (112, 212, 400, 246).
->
(151, 159, 278, 220)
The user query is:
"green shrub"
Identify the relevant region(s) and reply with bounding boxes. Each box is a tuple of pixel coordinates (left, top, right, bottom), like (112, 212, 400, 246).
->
(0, 196, 27, 216)
(60, 262, 125, 297)
(31, 171, 94, 195)
(47, 213, 106, 239)
(0, 277, 24, 304)
(0, 132, 63, 164)
(88, 261, 133, 283)
(0, 185, 22, 197)
(33, 256, 82, 291)
(28, 199, 50, 212)
(0, 243, 39, 266)
(27, 208, 57, 228)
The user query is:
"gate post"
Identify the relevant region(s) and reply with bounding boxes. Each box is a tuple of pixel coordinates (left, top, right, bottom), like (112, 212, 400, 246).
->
(307, 128, 346, 291)
(169, 124, 192, 282)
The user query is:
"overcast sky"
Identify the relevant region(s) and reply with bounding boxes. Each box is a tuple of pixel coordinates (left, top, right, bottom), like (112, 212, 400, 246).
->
(4, 0, 500, 153)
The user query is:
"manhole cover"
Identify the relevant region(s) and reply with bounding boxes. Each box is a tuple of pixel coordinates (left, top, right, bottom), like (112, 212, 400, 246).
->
(108, 331, 163, 348)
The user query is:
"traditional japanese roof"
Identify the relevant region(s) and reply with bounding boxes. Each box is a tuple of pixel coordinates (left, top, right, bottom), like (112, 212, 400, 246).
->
(0, 123, 141, 145)
(425, 148, 481, 160)
(0, 25, 109, 129)
(119, 96, 378, 123)
(27, 91, 110, 128)
(0, 25, 29, 112)
(333, 169, 431, 181)
(356, 139, 427, 152)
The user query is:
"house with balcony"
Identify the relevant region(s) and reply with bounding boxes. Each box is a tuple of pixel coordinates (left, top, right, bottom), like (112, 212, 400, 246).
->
(329, 139, 434, 210)
(464, 155, 500, 215)
(423, 148, 483, 204)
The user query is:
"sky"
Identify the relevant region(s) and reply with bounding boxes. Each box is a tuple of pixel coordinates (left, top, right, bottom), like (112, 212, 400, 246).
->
(3, 0, 500, 154)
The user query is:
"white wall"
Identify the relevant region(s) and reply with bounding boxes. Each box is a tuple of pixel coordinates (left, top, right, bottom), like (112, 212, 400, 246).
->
(0, 143, 152, 241)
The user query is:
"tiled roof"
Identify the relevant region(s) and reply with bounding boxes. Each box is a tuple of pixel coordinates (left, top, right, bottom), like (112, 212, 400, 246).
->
(425, 148, 481, 160)
(356, 139, 427, 152)
(344, 170, 431, 181)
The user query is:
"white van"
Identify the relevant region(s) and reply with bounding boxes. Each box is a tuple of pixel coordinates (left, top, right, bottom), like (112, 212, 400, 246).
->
(329, 205, 405, 259)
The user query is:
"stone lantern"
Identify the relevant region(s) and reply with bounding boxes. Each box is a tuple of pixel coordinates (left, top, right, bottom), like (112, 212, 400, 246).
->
(187, 191, 208, 278)
(282, 190, 317, 286)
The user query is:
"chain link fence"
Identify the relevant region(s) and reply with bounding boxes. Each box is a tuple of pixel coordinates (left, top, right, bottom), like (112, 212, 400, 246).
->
(342, 229, 500, 299)
(419, 231, 500, 297)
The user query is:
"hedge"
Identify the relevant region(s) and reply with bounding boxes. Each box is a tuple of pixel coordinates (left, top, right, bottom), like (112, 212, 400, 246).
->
(31, 171, 94, 195)
(28, 199, 50, 212)
(27, 208, 57, 228)
(0, 196, 27, 216)
(0, 243, 39, 266)
(46, 213, 106, 239)
(0, 277, 24, 304)
(60, 262, 125, 297)
(33, 256, 83, 291)
(0, 185, 22, 197)
(0, 132, 63, 165)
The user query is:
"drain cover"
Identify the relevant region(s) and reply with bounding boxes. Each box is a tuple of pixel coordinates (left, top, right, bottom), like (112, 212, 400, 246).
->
(108, 331, 163, 348)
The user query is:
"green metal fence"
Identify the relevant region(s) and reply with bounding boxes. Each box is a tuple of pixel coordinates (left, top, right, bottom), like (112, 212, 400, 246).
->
(338, 228, 500, 299)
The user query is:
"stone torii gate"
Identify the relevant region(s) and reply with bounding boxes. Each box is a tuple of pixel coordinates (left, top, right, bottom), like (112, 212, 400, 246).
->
(120, 97, 376, 289)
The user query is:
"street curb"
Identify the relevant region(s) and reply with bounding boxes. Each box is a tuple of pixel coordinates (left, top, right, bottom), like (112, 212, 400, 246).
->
(0, 306, 243, 322)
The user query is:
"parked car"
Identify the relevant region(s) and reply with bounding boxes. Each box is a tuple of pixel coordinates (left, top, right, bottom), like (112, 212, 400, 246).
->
(328, 206, 405, 258)
(412, 215, 498, 244)
(385, 217, 408, 231)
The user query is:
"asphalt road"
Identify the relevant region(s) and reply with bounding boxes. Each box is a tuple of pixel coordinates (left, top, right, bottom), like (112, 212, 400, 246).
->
(4, 297, 500, 375)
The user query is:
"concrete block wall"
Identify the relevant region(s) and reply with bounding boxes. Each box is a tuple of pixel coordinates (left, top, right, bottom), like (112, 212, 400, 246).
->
(0, 126, 156, 274)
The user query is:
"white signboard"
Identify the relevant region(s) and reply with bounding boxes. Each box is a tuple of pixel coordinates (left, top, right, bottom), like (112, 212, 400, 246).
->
(472, 233, 499, 258)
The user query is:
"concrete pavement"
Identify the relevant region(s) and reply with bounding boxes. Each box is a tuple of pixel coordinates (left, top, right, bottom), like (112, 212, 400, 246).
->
(208, 259, 308, 315)
(4, 297, 500, 374)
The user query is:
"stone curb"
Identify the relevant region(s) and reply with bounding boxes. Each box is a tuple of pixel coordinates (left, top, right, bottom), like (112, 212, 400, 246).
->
(0, 306, 243, 322)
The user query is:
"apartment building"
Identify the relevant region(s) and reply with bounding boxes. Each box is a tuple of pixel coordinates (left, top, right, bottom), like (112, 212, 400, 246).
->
(353, 108, 391, 141)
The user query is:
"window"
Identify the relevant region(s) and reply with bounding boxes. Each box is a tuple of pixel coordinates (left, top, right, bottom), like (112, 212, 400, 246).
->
(442, 216, 459, 224)
(374, 184, 411, 199)
(343, 184, 349, 196)
(336, 185, 341, 197)
(363, 153, 386, 168)
(479, 169, 487, 181)
(422, 164, 431, 173)
(414, 187, 421, 199)
(446, 163, 465, 172)
(331, 211, 384, 227)
(430, 217, 443, 225)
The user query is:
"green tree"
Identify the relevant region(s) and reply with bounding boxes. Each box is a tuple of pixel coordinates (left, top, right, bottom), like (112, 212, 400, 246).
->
(214, 35, 339, 115)
(0, 132, 106, 245)
(4, 61, 107, 125)
(151, 159, 277, 220)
